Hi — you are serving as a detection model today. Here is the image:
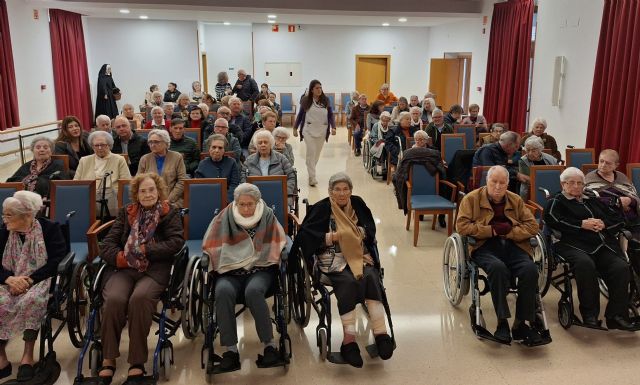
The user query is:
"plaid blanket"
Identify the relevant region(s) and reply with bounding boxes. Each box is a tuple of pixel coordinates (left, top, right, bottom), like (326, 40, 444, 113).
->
(202, 202, 286, 274)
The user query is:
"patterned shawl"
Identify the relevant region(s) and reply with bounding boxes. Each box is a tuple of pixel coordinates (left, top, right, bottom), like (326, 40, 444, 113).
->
(22, 159, 51, 192)
(124, 201, 165, 272)
(2, 219, 48, 276)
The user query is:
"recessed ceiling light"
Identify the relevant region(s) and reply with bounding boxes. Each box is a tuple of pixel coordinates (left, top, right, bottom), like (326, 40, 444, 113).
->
(268, 14, 277, 19)
(119, 9, 130, 14)
(398, 17, 407, 22)
(382, 22, 390, 27)
(268, 20, 276, 24)
(139, 15, 148, 19)
(223, 22, 231, 25)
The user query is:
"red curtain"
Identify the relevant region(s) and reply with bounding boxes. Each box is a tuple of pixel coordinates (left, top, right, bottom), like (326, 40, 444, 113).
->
(0, 0, 19, 130)
(586, 0, 640, 168)
(482, 0, 534, 133)
(49, 9, 93, 130)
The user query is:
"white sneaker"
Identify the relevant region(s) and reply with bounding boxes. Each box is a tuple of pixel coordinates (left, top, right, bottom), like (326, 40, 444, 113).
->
(309, 178, 318, 186)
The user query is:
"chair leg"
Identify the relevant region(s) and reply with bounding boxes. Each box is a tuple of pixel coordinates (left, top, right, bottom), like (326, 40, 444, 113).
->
(406, 209, 412, 231)
(431, 214, 436, 230)
(447, 211, 453, 236)
(413, 212, 420, 247)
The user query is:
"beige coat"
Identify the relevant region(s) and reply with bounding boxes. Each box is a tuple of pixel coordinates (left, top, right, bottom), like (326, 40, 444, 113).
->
(456, 187, 539, 257)
(74, 153, 131, 214)
(137, 150, 186, 207)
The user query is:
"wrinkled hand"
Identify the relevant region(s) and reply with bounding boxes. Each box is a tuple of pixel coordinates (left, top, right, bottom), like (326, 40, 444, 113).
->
(6, 276, 31, 295)
(620, 196, 632, 209)
(581, 218, 605, 232)
(492, 222, 513, 236)
(517, 173, 530, 183)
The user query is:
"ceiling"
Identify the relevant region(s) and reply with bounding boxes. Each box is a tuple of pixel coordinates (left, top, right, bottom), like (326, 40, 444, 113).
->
(34, 0, 485, 26)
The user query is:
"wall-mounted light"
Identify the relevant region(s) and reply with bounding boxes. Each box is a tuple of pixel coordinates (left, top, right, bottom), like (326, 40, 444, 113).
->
(382, 22, 390, 27)
(139, 15, 148, 19)
(398, 17, 407, 22)
(268, 20, 276, 24)
(223, 22, 231, 25)
(268, 14, 277, 19)
(119, 9, 130, 14)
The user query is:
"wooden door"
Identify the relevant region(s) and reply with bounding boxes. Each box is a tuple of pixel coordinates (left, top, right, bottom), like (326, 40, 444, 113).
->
(429, 58, 464, 111)
(356, 55, 390, 100)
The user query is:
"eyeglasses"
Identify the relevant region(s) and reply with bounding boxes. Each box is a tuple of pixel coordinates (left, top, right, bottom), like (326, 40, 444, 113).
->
(562, 180, 584, 186)
(92, 144, 109, 148)
(148, 140, 164, 145)
(275, 136, 287, 140)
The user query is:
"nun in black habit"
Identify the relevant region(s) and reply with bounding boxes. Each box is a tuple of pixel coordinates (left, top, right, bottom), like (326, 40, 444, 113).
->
(95, 64, 119, 119)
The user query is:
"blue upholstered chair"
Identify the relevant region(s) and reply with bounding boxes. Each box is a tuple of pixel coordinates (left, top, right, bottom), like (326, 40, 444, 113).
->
(405, 164, 457, 246)
(453, 125, 477, 150)
(246, 175, 289, 232)
(117, 179, 132, 209)
(137, 129, 151, 140)
(184, 128, 201, 148)
(627, 163, 640, 192)
(183, 178, 227, 257)
(528, 165, 565, 222)
(471, 166, 492, 189)
(49, 180, 98, 263)
(280, 93, 296, 126)
(565, 148, 595, 170)
(0, 182, 23, 216)
(441, 134, 466, 166)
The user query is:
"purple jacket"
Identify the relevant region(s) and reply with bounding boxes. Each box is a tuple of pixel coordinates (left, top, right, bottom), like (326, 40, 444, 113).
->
(294, 105, 336, 142)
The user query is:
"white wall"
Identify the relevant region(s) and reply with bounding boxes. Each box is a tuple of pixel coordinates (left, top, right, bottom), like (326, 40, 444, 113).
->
(202, 24, 253, 91)
(5, 0, 57, 127)
(528, 0, 604, 150)
(83, 18, 200, 112)
(251, 24, 430, 100)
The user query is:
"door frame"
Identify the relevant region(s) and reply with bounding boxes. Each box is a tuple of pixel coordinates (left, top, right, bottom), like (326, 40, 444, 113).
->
(355, 54, 391, 90)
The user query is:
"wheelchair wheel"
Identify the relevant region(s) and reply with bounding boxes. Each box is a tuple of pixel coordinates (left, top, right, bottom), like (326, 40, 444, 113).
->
(67, 261, 89, 348)
(598, 278, 609, 299)
(289, 251, 311, 327)
(442, 234, 469, 306)
(160, 345, 172, 381)
(316, 327, 328, 361)
(181, 256, 203, 339)
(558, 300, 573, 329)
(533, 233, 552, 297)
(362, 141, 370, 170)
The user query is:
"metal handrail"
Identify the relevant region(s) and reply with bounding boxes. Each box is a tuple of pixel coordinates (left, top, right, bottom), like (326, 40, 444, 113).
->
(0, 121, 61, 164)
(0, 120, 61, 135)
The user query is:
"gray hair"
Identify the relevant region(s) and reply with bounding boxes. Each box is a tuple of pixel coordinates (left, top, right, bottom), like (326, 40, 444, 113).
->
(487, 165, 509, 181)
(151, 91, 163, 99)
(398, 111, 412, 123)
(162, 102, 175, 109)
(432, 108, 443, 117)
(410, 106, 422, 115)
(96, 114, 111, 126)
(351, 91, 359, 99)
(151, 106, 164, 115)
(414, 130, 429, 140)
(207, 133, 228, 148)
(229, 96, 242, 105)
(328, 172, 353, 191)
(524, 136, 544, 151)
(88, 130, 114, 149)
(529, 117, 548, 131)
(491, 123, 505, 132)
(148, 129, 170, 145)
(380, 111, 392, 119)
(3, 191, 43, 218)
(560, 167, 585, 183)
(198, 103, 209, 114)
(380, 83, 390, 90)
(122, 103, 134, 110)
(272, 127, 290, 140)
(30, 136, 55, 153)
(499, 131, 520, 145)
(233, 182, 261, 201)
(254, 130, 275, 147)
(177, 94, 190, 103)
(214, 118, 228, 128)
(423, 97, 436, 110)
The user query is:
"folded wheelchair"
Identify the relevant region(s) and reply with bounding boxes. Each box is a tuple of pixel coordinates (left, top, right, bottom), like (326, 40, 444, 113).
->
(442, 232, 552, 346)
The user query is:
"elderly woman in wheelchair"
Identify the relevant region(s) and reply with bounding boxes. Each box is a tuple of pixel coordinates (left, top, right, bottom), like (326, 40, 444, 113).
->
(292, 172, 394, 367)
(0, 191, 67, 382)
(96, 173, 185, 384)
(455, 166, 549, 346)
(201, 183, 288, 373)
(544, 167, 640, 331)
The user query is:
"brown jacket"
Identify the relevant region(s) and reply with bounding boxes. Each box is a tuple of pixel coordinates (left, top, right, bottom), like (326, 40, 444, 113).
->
(137, 150, 186, 207)
(100, 203, 185, 286)
(456, 187, 539, 257)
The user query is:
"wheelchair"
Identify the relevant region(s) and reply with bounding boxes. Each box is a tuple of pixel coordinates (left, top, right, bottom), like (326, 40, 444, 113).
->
(72, 243, 191, 385)
(197, 250, 292, 380)
(442, 232, 552, 346)
(288, 218, 396, 364)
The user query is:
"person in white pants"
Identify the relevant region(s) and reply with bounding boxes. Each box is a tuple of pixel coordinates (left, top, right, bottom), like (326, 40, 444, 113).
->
(293, 79, 336, 186)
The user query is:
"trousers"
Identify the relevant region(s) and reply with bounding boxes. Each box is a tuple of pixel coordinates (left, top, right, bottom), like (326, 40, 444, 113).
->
(303, 135, 326, 182)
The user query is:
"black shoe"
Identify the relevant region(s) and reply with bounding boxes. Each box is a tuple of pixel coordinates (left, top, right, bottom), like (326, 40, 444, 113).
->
(438, 214, 446, 228)
(374, 334, 394, 360)
(340, 342, 363, 368)
(123, 365, 145, 384)
(220, 351, 240, 372)
(512, 323, 543, 345)
(606, 315, 640, 331)
(0, 363, 11, 380)
(258, 346, 280, 367)
(582, 315, 602, 328)
(16, 364, 34, 382)
(355, 149, 361, 156)
(494, 319, 512, 343)
(97, 365, 115, 385)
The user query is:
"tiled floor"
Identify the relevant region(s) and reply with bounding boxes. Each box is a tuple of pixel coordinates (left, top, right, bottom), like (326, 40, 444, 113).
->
(2, 127, 639, 385)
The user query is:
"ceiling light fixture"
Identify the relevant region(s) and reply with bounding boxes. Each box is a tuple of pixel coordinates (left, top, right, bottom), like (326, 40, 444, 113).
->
(268, 14, 277, 19)
(382, 22, 390, 27)
(119, 9, 130, 14)
(268, 20, 276, 24)
(223, 22, 231, 25)
(139, 15, 148, 19)
(398, 17, 407, 22)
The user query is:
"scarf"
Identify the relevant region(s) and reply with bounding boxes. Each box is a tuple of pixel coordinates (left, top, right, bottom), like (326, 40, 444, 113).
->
(124, 201, 163, 272)
(22, 159, 51, 192)
(330, 197, 365, 279)
(2, 219, 48, 276)
(202, 200, 286, 274)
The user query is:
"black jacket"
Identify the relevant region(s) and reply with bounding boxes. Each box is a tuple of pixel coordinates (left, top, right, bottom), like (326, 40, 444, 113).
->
(112, 132, 150, 176)
(544, 192, 625, 254)
(230, 113, 253, 147)
(0, 218, 68, 285)
(424, 122, 454, 152)
(472, 142, 518, 183)
(163, 90, 181, 103)
(392, 147, 445, 213)
(7, 159, 69, 198)
(232, 75, 259, 102)
(194, 156, 240, 203)
(385, 126, 418, 166)
(291, 196, 376, 268)
(54, 132, 93, 177)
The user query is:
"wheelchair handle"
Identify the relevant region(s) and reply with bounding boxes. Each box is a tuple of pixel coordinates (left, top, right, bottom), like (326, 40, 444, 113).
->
(65, 211, 77, 221)
(537, 187, 551, 199)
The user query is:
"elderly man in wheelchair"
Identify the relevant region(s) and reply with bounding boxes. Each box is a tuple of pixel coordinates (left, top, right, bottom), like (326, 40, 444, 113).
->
(455, 165, 549, 345)
(544, 167, 640, 331)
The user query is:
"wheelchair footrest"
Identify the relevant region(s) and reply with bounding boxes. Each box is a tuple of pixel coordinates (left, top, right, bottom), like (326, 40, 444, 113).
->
(472, 324, 511, 346)
(73, 376, 112, 385)
(207, 354, 241, 375)
(122, 375, 157, 385)
(255, 353, 289, 368)
(574, 318, 608, 331)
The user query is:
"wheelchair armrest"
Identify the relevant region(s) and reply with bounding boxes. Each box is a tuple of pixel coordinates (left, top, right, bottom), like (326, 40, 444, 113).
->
(180, 208, 190, 217)
(621, 229, 633, 240)
(537, 187, 551, 200)
(87, 220, 115, 262)
(199, 254, 210, 270)
(527, 200, 545, 214)
(466, 236, 477, 246)
(529, 237, 539, 247)
(57, 252, 75, 274)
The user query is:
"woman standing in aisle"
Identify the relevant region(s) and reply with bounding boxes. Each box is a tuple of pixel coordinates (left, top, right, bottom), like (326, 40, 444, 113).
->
(293, 79, 336, 187)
